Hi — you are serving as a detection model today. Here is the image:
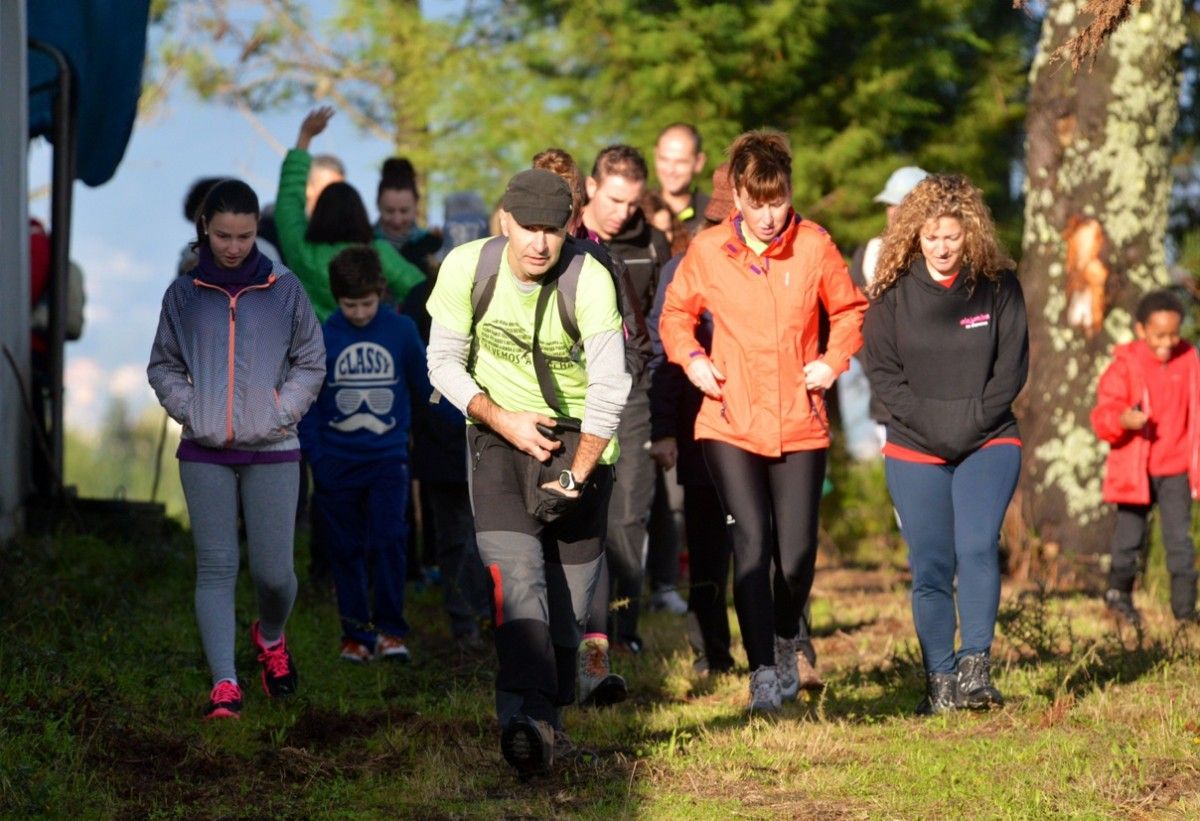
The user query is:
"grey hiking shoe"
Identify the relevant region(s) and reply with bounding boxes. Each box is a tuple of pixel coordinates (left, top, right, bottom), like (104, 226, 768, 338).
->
(775, 636, 799, 701)
(748, 666, 781, 713)
(501, 714, 554, 776)
(1105, 588, 1142, 625)
(915, 672, 958, 716)
(578, 636, 627, 707)
(956, 652, 1003, 710)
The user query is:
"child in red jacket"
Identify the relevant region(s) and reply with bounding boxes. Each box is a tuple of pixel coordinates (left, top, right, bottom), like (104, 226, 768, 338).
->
(1091, 290, 1200, 625)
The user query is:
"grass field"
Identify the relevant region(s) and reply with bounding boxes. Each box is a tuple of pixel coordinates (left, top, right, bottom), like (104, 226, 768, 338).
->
(3, 507, 1200, 819)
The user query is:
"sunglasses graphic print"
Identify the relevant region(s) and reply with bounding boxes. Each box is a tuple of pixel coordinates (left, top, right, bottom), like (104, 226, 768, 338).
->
(328, 341, 398, 434)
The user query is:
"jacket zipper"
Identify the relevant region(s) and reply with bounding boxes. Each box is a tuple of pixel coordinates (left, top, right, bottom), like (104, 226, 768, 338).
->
(193, 276, 276, 445)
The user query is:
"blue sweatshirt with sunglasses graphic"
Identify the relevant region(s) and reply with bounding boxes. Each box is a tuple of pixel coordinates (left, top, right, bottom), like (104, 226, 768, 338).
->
(300, 306, 431, 464)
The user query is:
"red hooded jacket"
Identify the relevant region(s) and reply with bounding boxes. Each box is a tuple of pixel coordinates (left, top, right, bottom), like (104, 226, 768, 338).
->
(1091, 339, 1200, 504)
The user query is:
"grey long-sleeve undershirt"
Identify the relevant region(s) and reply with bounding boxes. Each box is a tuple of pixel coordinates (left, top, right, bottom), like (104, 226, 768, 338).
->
(427, 320, 630, 440)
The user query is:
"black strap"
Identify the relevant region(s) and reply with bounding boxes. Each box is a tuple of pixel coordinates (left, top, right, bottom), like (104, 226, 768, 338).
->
(531, 250, 587, 422)
(469, 236, 508, 333)
(532, 277, 565, 418)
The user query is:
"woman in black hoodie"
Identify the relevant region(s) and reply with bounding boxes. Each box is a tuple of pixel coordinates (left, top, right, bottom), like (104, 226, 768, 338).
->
(863, 174, 1028, 715)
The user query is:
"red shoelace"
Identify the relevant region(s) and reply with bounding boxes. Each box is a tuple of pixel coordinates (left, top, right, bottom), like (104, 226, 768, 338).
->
(258, 641, 291, 677)
(211, 680, 241, 703)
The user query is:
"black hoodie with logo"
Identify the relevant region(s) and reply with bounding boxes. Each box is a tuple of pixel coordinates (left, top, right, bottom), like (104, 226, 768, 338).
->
(862, 258, 1028, 463)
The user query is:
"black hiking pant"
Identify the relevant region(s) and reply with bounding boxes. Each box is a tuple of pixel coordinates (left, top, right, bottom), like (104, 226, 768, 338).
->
(468, 426, 612, 728)
(1109, 472, 1198, 618)
(702, 441, 825, 671)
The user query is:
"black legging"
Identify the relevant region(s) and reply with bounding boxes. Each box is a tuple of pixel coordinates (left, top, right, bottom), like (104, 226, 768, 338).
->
(702, 440, 826, 671)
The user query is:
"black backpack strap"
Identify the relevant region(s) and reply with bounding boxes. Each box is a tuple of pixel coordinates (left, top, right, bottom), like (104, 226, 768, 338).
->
(470, 236, 508, 332)
(531, 250, 587, 420)
(555, 252, 583, 344)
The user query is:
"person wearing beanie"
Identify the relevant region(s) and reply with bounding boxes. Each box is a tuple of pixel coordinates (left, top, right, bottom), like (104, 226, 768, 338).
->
(426, 167, 631, 776)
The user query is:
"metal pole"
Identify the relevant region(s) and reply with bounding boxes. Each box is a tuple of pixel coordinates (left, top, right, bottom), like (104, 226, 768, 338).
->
(27, 38, 74, 500)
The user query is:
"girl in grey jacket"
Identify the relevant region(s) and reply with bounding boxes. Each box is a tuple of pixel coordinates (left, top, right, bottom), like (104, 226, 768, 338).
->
(148, 178, 324, 720)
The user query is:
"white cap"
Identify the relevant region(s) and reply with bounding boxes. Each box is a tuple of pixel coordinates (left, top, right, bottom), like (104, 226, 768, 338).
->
(874, 166, 929, 206)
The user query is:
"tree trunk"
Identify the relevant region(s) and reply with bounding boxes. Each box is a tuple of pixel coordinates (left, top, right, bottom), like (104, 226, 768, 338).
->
(1015, 0, 1185, 586)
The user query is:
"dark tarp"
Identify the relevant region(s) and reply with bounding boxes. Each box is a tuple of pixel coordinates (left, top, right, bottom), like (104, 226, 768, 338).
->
(27, 0, 151, 187)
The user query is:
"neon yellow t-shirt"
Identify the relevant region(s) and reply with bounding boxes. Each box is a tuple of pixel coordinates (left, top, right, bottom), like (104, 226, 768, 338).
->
(427, 237, 623, 463)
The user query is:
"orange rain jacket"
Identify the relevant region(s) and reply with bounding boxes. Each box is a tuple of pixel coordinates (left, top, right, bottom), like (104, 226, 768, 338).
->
(660, 212, 867, 457)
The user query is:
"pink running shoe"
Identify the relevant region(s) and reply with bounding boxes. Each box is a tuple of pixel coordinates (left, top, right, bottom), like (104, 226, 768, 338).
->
(250, 621, 298, 697)
(204, 680, 243, 720)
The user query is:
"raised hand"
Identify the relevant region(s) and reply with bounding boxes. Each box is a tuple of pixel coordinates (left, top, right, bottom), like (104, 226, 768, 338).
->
(296, 106, 335, 150)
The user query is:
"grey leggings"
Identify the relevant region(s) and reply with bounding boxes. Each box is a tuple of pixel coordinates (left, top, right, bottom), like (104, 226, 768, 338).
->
(180, 460, 299, 685)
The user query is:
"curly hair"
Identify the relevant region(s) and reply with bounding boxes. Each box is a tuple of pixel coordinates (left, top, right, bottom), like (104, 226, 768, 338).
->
(869, 174, 1012, 298)
(532, 147, 585, 220)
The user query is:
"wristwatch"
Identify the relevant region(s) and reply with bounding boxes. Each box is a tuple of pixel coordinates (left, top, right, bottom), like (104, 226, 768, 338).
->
(558, 470, 579, 492)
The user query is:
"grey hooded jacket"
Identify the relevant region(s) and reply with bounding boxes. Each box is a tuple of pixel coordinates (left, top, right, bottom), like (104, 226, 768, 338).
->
(147, 262, 325, 451)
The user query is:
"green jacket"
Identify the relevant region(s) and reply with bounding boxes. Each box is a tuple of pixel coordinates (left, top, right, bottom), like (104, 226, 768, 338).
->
(276, 149, 425, 321)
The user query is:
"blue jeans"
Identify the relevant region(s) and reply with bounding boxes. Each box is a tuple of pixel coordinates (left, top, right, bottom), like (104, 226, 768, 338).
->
(314, 456, 411, 645)
(885, 445, 1020, 673)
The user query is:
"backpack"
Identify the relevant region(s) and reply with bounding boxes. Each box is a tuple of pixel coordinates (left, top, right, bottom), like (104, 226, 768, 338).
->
(469, 235, 652, 405)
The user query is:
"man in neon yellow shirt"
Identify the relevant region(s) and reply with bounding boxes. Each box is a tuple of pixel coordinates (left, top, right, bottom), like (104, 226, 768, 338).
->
(427, 168, 630, 775)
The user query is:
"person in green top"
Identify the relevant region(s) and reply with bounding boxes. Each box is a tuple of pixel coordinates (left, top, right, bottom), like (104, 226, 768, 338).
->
(275, 108, 425, 321)
(427, 168, 630, 776)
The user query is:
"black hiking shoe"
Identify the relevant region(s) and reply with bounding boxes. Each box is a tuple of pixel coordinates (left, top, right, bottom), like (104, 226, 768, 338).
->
(956, 653, 1004, 710)
(915, 672, 958, 716)
(1104, 589, 1142, 626)
(500, 714, 554, 776)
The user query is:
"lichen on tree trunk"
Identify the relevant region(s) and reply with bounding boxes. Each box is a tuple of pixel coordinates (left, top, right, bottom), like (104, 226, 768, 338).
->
(1017, 0, 1184, 582)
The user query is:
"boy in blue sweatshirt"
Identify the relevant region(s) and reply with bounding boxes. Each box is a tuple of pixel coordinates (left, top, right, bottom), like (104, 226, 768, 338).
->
(305, 246, 433, 662)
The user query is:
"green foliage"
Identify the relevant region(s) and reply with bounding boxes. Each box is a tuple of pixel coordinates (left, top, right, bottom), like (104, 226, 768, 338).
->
(64, 399, 186, 520)
(154, 0, 1034, 247)
(532, 0, 1036, 248)
(821, 453, 905, 567)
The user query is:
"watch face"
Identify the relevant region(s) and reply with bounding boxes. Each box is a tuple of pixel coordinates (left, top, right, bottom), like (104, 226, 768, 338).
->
(559, 470, 573, 490)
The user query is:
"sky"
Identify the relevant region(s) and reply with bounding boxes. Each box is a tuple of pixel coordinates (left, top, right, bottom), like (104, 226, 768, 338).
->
(27, 5, 420, 436)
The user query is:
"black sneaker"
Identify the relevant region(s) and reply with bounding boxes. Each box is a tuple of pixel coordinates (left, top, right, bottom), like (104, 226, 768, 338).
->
(915, 672, 957, 716)
(1105, 589, 1142, 626)
(250, 621, 298, 697)
(500, 714, 554, 776)
(956, 653, 1004, 710)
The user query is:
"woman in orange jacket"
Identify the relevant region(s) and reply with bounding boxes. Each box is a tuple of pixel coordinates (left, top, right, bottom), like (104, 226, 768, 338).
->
(660, 131, 867, 712)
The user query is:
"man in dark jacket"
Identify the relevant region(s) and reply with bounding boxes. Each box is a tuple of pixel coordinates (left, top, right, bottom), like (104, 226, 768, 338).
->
(581, 145, 672, 659)
(653, 123, 710, 238)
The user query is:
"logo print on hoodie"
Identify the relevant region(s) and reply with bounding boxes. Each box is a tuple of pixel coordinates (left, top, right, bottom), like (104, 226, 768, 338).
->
(329, 341, 396, 434)
(960, 313, 990, 330)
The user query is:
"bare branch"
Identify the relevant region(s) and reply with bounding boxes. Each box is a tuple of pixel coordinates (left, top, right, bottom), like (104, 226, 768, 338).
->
(233, 97, 287, 156)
